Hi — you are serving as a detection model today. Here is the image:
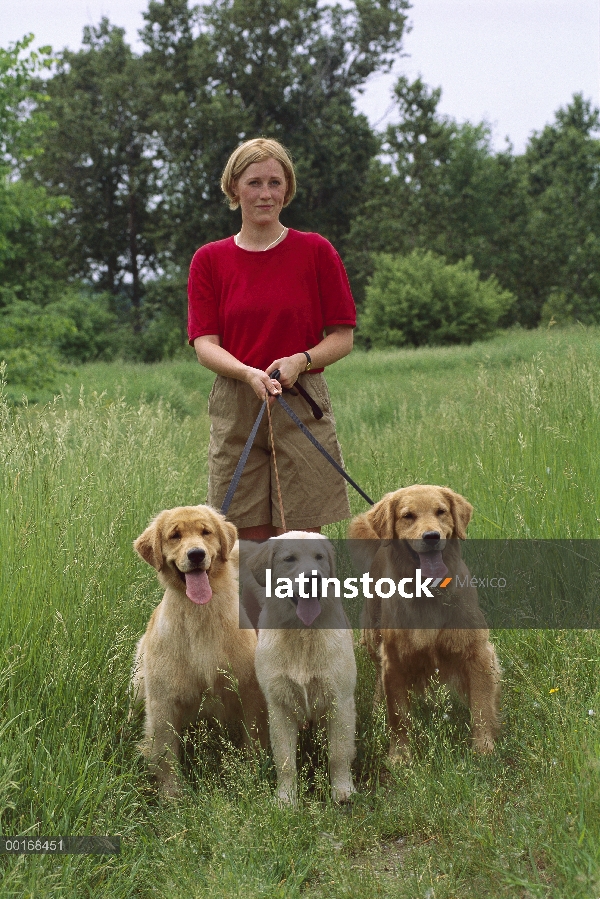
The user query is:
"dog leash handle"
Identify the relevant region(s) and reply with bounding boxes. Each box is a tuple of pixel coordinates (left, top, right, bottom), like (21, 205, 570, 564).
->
(269, 369, 323, 420)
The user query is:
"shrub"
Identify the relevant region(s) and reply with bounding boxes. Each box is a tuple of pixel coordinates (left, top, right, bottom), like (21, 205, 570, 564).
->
(0, 301, 74, 398)
(47, 289, 120, 362)
(360, 250, 514, 347)
(0, 291, 124, 400)
(540, 286, 600, 327)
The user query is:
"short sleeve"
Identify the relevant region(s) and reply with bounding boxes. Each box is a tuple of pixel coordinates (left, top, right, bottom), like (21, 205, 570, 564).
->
(316, 238, 357, 328)
(188, 246, 220, 345)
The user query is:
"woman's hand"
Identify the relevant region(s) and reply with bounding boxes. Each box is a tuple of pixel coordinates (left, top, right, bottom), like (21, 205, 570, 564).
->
(265, 353, 307, 389)
(244, 367, 283, 402)
(265, 328, 354, 389)
(194, 336, 282, 402)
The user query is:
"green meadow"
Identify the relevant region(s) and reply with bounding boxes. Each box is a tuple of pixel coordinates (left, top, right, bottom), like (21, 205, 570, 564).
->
(1, 325, 599, 898)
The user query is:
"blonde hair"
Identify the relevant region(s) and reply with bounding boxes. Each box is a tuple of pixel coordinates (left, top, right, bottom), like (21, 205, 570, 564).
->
(221, 138, 296, 210)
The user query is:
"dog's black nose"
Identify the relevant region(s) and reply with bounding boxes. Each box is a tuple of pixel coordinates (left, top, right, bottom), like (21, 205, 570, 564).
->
(422, 531, 441, 542)
(187, 547, 206, 565)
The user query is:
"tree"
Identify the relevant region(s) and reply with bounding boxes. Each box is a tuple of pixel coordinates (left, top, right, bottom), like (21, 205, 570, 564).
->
(140, 0, 409, 258)
(0, 38, 123, 394)
(0, 177, 69, 309)
(0, 37, 68, 310)
(32, 21, 160, 331)
(345, 77, 528, 311)
(0, 38, 73, 397)
(0, 36, 54, 168)
(516, 94, 600, 325)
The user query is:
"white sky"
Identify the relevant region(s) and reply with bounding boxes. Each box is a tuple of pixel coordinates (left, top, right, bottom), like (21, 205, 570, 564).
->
(1, 0, 599, 153)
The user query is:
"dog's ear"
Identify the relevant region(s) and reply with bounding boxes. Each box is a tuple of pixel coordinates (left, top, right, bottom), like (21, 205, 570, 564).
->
(211, 510, 238, 561)
(134, 516, 164, 571)
(365, 493, 397, 540)
(243, 541, 274, 589)
(443, 489, 473, 539)
(348, 511, 378, 540)
(348, 509, 386, 572)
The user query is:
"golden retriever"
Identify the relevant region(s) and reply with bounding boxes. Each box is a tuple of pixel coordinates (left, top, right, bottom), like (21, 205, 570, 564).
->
(349, 485, 501, 762)
(242, 532, 357, 804)
(131, 505, 267, 794)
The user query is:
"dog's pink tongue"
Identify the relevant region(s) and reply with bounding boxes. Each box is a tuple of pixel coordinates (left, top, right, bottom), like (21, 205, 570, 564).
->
(418, 551, 448, 579)
(185, 570, 212, 604)
(296, 596, 321, 626)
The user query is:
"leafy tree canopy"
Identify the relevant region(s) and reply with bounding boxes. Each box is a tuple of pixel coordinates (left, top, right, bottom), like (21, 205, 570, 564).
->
(30, 21, 159, 328)
(139, 0, 410, 256)
(0, 37, 68, 311)
(0, 36, 54, 169)
(345, 76, 528, 310)
(517, 94, 600, 325)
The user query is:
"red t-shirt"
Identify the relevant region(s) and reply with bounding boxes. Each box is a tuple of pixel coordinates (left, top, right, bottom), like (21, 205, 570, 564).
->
(187, 229, 356, 373)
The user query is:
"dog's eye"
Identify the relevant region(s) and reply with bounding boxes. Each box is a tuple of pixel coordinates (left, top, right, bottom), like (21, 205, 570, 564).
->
(202, 528, 211, 536)
(169, 530, 181, 541)
(283, 555, 297, 563)
(402, 512, 415, 520)
(314, 553, 324, 561)
(436, 508, 448, 517)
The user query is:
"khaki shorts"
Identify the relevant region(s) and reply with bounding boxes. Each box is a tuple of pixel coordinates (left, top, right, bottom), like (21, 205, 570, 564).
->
(207, 373, 351, 529)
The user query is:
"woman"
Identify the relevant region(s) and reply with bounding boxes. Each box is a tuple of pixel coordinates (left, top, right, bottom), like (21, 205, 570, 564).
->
(188, 138, 356, 541)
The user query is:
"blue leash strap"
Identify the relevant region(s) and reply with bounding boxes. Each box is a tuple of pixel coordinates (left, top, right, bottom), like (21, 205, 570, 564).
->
(274, 393, 375, 506)
(220, 399, 267, 516)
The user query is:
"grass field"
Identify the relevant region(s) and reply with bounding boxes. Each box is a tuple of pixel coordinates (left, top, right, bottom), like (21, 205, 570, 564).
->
(0, 325, 599, 898)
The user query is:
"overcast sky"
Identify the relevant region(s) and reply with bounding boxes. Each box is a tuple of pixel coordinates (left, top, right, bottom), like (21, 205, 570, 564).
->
(2, 0, 599, 152)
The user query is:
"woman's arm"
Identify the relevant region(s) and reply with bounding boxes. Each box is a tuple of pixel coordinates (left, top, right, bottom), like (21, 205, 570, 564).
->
(265, 325, 354, 389)
(193, 335, 282, 401)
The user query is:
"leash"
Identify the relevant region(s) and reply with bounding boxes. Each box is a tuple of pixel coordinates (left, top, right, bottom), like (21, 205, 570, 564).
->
(266, 398, 287, 530)
(269, 370, 375, 506)
(274, 393, 375, 506)
(220, 370, 374, 516)
(220, 399, 267, 516)
(288, 380, 323, 420)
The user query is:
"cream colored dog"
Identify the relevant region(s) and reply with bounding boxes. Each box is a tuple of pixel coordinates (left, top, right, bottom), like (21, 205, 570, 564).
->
(243, 532, 357, 804)
(131, 505, 267, 794)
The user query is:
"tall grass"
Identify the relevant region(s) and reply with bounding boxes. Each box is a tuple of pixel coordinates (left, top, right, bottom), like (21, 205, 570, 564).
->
(0, 327, 599, 898)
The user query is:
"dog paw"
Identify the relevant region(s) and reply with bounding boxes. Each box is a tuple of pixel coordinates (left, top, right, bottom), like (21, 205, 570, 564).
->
(275, 787, 297, 807)
(331, 784, 356, 804)
(387, 741, 412, 766)
(160, 784, 182, 800)
(156, 773, 183, 799)
(472, 735, 495, 754)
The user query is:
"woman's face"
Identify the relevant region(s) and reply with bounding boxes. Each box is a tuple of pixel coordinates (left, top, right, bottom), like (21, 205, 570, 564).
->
(233, 158, 287, 227)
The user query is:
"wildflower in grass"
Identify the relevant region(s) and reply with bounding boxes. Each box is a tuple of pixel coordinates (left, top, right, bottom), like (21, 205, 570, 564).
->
(589, 709, 595, 716)
(549, 688, 559, 694)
